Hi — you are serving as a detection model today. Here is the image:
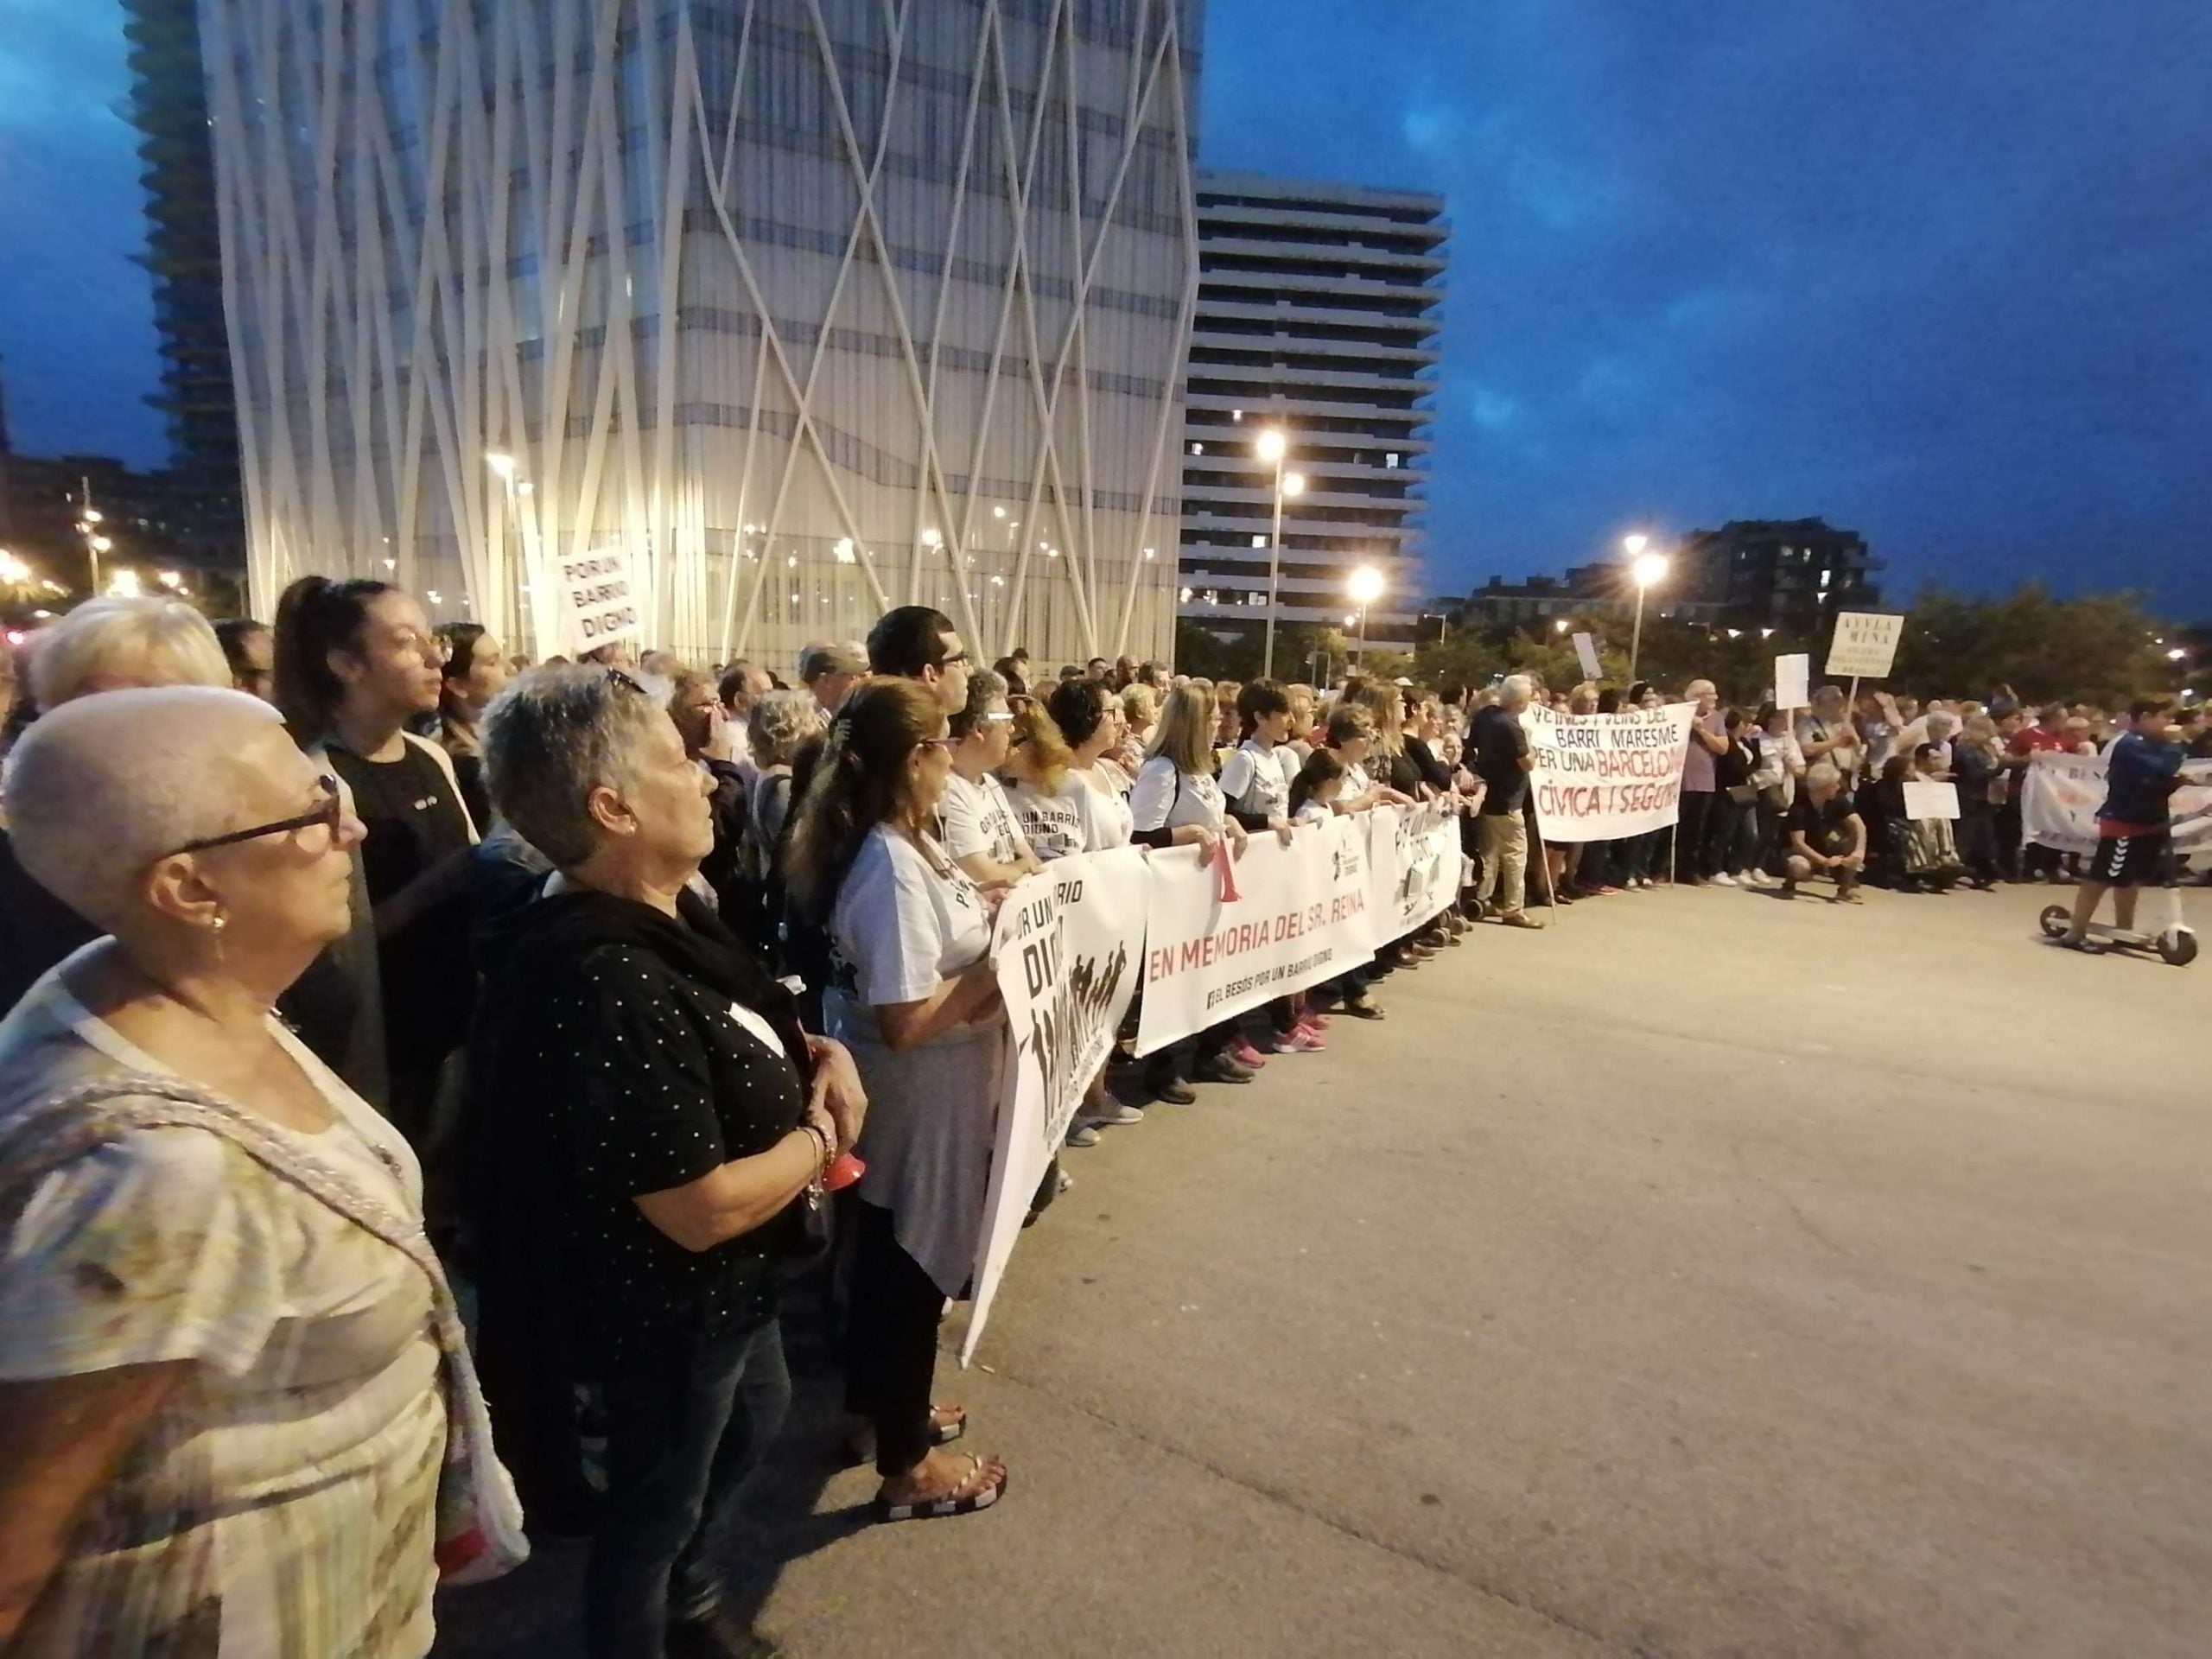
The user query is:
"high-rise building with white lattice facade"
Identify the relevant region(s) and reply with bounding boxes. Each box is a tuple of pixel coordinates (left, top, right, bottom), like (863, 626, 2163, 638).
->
(202, 0, 1200, 668)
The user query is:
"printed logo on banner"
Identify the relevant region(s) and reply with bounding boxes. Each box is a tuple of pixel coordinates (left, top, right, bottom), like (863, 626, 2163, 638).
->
(964, 849, 1146, 1364)
(1135, 826, 1378, 1057)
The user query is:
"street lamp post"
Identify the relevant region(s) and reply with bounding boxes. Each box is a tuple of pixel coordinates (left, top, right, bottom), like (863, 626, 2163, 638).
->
(1255, 428, 1306, 680)
(76, 480, 113, 596)
(1624, 533, 1669, 681)
(1347, 564, 1386, 670)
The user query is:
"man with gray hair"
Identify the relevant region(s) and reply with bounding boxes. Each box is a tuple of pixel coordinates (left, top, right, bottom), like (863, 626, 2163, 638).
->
(1782, 761, 1866, 900)
(1468, 673, 1541, 927)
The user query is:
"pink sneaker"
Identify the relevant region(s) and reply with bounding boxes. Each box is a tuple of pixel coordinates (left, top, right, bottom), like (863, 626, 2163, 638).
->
(1229, 1036, 1270, 1069)
(1273, 1025, 1326, 1052)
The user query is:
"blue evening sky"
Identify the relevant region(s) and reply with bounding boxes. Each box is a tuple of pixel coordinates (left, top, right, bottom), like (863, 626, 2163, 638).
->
(3, 0, 2208, 614)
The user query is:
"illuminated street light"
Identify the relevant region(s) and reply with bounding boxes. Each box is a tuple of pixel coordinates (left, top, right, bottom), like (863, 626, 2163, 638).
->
(1628, 548, 1669, 679)
(1622, 531, 1648, 556)
(106, 569, 143, 598)
(1346, 564, 1386, 666)
(486, 451, 518, 480)
(1257, 429, 1298, 677)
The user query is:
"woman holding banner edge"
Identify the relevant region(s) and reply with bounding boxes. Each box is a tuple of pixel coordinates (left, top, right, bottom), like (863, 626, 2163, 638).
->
(786, 677, 1012, 1522)
(1129, 683, 1253, 1092)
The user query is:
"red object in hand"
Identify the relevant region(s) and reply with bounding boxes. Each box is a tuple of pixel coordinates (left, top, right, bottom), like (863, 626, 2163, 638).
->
(1216, 840, 1241, 902)
(823, 1151, 866, 1192)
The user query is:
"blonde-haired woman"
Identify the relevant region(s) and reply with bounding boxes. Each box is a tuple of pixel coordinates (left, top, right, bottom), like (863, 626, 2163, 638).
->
(1116, 681, 1157, 772)
(785, 678, 1009, 1522)
(1129, 683, 1249, 1096)
(2, 597, 233, 1019)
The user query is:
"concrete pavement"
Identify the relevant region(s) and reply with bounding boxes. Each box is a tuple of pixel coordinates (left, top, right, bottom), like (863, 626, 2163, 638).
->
(437, 880, 2212, 1658)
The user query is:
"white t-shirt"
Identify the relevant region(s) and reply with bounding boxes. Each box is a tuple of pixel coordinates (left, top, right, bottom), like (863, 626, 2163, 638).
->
(1006, 771, 1126, 859)
(1294, 799, 1334, 827)
(823, 824, 1003, 1300)
(1218, 739, 1292, 821)
(830, 824, 992, 1006)
(1340, 757, 1374, 798)
(938, 771, 1027, 868)
(1129, 756, 1226, 835)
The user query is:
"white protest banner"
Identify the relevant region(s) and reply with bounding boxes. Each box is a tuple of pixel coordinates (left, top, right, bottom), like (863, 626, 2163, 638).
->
(1824, 612, 1904, 678)
(1774, 652, 1810, 711)
(1520, 702, 1696, 843)
(2021, 752, 2212, 856)
(1369, 804, 1464, 936)
(1135, 823, 1377, 1057)
(963, 848, 1146, 1363)
(1572, 632, 1603, 681)
(556, 545, 645, 655)
(1901, 780, 1960, 820)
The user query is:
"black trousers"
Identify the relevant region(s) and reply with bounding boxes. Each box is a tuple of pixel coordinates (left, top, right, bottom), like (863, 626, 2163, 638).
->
(1957, 807, 2000, 882)
(844, 1200, 944, 1478)
(1675, 791, 1715, 880)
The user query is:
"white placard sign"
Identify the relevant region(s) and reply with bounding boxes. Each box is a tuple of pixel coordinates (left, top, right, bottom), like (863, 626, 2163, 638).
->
(556, 546, 645, 655)
(1773, 652, 1810, 710)
(1901, 780, 1960, 820)
(962, 849, 1145, 1363)
(1134, 822, 1378, 1058)
(1572, 632, 1603, 681)
(1519, 702, 1697, 843)
(1824, 612, 1904, 679)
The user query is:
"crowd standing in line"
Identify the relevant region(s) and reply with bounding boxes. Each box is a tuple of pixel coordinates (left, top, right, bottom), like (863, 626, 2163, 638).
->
(0, 582, 2202, 1657)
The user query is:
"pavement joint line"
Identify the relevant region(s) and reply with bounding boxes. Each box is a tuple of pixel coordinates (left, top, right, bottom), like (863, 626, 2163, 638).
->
(948, 1339, 1639, 1656)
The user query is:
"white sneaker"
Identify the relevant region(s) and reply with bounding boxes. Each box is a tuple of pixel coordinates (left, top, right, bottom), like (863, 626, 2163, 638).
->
(1745, 870, 1773, 888)
(1711, 871, 1738, 887)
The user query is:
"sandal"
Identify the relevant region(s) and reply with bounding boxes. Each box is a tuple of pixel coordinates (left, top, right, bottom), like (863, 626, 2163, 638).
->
(842, 1405, 967, 1466)
(873, 1452, 1007, 1523)
(1342, 996, 1385, 1020)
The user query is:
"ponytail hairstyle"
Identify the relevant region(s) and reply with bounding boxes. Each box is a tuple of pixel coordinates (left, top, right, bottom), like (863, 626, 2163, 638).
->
(1007, 699, 1072, 791)
(437, 620, 487, 732)
(785, 676, 944, 921)
(1288, 747, 1348, 817)
(1235, 677, 1293, 741)
(274, 575, 392, 739)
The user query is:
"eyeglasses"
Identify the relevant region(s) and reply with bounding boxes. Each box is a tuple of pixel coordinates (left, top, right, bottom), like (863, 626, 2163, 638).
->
(982, 709, 1013, 723)
(915, 735, 959, 753)
(168, 775, 344, 855)
(606, 667, 647, 695)
(938, 651, 973, 670)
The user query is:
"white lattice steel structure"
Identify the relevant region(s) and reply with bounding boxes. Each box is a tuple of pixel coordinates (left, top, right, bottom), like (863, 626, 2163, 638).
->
(202, 0, 1199, 668)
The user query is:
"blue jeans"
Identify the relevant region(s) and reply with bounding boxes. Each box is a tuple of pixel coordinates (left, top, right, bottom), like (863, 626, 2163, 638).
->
(587, 1312, 792, 1659)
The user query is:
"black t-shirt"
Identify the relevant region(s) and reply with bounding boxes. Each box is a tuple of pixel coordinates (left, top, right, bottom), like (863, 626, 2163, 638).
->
(1788, 792, 1858, 846)
(0, 830, 99, 1016)
(1404, 734, 1452, 793)
(1715, 735, 1755, 791)
(327, 740, 475, 1066)
(1470, 705, 1530, 816)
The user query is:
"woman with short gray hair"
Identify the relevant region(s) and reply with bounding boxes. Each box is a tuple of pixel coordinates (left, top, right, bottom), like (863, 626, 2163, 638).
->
(464, 664, 865, 1657)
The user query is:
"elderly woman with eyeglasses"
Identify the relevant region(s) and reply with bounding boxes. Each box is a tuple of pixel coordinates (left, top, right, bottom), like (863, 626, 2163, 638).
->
(465, 666, 864, 1658)
(0, 686, 523, 1657)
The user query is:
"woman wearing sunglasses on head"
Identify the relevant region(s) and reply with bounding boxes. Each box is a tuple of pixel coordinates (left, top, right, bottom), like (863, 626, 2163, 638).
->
(0, 686, 523, 1657)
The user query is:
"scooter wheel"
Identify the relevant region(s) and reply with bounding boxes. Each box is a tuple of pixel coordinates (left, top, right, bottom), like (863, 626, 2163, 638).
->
(2037, 905, 2070, 939)
(2158, 931, 2197, 967)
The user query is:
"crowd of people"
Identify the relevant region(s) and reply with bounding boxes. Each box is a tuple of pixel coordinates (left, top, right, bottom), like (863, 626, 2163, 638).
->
(0, 587, 2200, 1657)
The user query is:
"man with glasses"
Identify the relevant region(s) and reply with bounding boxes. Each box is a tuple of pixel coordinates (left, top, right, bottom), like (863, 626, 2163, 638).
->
(865, 605, 971, 713)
